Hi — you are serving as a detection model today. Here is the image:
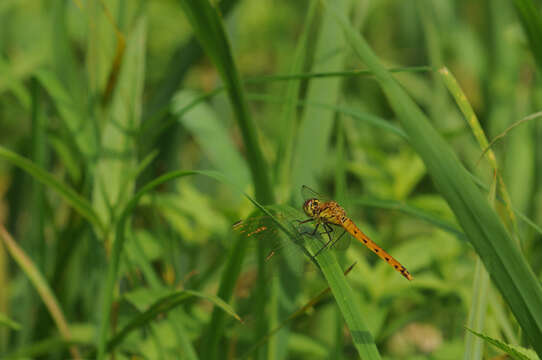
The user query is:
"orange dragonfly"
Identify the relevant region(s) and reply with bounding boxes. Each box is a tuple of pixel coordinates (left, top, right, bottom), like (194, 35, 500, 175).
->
(299, 186, 412, 280)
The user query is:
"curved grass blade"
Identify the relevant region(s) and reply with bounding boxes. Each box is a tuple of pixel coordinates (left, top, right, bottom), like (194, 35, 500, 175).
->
(0, 146, 104, 232)
(104, 289, 241, 353)
(0, 312, 20, 330)
(477, 111, 542, 165)
(178, 0, 274, 205)
(513, 0, 542, 73)
(246, 94, 408, 139)
(0, 225, 80, 359)
(465, 328, 536, 360)
(352, 197, 467, 241)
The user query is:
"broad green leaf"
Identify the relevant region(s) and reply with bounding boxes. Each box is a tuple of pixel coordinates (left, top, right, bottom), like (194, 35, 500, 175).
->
(172, 90, 250, 190)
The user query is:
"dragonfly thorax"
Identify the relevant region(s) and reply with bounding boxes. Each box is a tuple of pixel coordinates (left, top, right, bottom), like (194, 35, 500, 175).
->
(303, 198, 348, 225)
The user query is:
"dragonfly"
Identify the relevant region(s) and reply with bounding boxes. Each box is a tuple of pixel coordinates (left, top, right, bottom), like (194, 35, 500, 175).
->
(233, 186, 412, 281)
(299, 185, 412, 280)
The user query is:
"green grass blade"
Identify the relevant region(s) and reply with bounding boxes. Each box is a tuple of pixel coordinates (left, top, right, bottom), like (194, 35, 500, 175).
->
(0, 313, 20, 331)
(177, 3, 276, 357)
(308, 234, 381, 359)
(464, 259, 491, 360)
(92, 16, 146, 225)
(245, 66, 432, 83)
(29, 78, 47, 266)
(142, 0, 239, 124)
(0, 226, 80, 359)
(105, 289, 241, 353)
(34, 69, 96, 158)
(0, 146, 103, 232)
(0, 54, 32, 109)
(439, 67, 520, 238)
(246, 94, 408, 139)
(438, 66, 499, 359)
(178, 0, 274, 205)
(171, 90, 250, 189)
(512, 0, 542, 73)
(291, 0, 349, 192)
(324, 1, 542, 355)
(201, 234, 247, 360)
(274, 0, 318, 190)
(352, 197, 466, 241)
(466, 328, 538, 360)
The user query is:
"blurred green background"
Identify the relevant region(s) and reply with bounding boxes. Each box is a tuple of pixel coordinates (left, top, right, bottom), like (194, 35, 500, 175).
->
(1, 0, 542, 359)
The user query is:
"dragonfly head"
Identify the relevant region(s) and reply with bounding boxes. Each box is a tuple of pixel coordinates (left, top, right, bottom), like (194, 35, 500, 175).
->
(303, 198, 320, 217)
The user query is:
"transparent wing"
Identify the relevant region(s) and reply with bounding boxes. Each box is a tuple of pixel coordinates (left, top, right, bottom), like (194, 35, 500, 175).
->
(329, 226, 352, 251)
(300, 185, 330, 202)
(232, 211, 316, 272)
(232, 215, 298, 260)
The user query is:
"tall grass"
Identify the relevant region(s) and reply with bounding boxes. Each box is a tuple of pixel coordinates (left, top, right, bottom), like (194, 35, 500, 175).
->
(1, 1, 542, 359)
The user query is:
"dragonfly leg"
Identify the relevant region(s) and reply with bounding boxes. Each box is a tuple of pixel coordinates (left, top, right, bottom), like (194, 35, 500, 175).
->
(298, 222, 319, 237)
(322, 223, 334, 245)
(313, 223, 335, 256)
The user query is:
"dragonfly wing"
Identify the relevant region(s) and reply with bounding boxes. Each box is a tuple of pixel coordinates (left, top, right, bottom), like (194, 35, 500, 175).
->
(233, 215, 283, 257)
(301, 185, 330, 201)
(233, 213, 310, 260)
(331, 228, 352, 251)
(233, 209, 323, 278)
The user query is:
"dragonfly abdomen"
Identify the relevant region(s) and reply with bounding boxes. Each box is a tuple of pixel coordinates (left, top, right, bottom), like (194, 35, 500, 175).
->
(342, 219, 413, 280)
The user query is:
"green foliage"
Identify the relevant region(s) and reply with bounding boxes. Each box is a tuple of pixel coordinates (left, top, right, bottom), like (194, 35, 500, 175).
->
(1, 0, 542, 359)
(466, 328, 540, 360)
